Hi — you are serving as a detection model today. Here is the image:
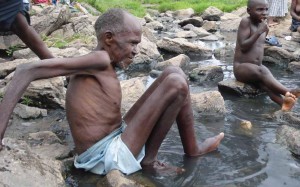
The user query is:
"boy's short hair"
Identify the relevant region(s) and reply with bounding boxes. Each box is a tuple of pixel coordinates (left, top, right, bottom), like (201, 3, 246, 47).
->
(247, 0, 267, 8)
(94, 8, 127, 39)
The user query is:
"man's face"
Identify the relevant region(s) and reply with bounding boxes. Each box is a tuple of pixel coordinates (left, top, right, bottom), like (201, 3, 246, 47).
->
(109, 14, 142, 69)
(248, 0, 268, 22)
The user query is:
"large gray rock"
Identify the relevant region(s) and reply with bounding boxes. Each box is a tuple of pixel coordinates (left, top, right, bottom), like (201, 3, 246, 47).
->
(189, 65, 224, 84)
(201, 6, 223, 21)
(157, 37, 212, 59)
(218, 79, 263, 97)
(0, 138, 64, 187)
(155, 54, 190, 71)
(191, 91, 226, 117)
(263, 46, 294, 68)
(277, 125, 300, 156)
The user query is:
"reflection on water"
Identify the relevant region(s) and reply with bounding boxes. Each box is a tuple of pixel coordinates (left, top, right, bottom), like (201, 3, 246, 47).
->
(66, 35, 300, 187)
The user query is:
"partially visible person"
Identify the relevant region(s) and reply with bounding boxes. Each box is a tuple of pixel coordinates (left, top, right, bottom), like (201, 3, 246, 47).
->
(234, 0, 300, 111)
(267, 0, 288, 26)
(0, 0, 53, 59)
(0, 8, 224, 176)
(290, 0, 300, 32)
(23, 0, 30, 11)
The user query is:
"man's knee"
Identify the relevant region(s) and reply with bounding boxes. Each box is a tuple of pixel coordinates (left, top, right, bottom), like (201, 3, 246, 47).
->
(163, 66, 185, 76)
(164, 73, 189, 96)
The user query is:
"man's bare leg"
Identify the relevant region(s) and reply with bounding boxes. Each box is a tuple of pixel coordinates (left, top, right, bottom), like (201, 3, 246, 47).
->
(11, 13, 54, 59)
(123, 67, 224, 175)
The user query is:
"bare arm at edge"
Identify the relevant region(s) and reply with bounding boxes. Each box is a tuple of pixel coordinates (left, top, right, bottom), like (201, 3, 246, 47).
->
(0, 51, 111, 149)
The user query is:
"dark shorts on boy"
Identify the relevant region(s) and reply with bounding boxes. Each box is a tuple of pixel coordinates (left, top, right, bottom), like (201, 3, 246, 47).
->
(0, 0, 30, 36)
(290, 18, 300, 32)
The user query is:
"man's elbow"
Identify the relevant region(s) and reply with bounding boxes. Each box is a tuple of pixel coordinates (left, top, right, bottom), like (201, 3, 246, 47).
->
(14, 63, 35, 81)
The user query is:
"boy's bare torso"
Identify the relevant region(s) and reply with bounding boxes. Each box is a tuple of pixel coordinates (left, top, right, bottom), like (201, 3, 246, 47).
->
(234, 17, 266, 66)
(66, 65, 122, 154)
(296, 0, 300, 13)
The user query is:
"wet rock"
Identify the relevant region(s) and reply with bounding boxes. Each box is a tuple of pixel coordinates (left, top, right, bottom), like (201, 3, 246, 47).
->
(287, 61, 300, 72)
(189, 65, 224, 84)
(240, 120, 252, 130)
(277, 125, 300, 156)
(191, 91, 226, 117)
(104, 170, 144, 187)
(218, 79, 264, 97)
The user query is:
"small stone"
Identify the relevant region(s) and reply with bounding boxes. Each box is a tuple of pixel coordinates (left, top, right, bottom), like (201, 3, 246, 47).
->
(240, 120, 252, 130)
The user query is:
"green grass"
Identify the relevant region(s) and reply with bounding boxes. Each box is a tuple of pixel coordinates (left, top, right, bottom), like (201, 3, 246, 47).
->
(78, 0, 247, 17)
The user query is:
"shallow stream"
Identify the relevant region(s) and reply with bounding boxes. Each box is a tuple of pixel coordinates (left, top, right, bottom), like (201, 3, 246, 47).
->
(4, 32, 300, 187)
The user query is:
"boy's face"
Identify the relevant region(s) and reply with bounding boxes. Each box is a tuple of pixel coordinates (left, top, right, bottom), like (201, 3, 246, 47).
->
(109, 14, 142, 68)
(247, 0, 268, 22)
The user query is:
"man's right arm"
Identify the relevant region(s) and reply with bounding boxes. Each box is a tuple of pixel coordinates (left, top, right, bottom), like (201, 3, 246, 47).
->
(0, 51, 111, 150)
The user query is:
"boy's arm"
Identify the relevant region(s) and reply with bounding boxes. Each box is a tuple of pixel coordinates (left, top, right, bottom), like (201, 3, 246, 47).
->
(237, 17, 268, 52)
(0, 51, 111, 150)
(291, 0, 300, 21)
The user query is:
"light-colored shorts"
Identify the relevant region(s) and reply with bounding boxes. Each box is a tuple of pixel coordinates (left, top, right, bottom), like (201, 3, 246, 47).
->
(74, 122, 145, 175)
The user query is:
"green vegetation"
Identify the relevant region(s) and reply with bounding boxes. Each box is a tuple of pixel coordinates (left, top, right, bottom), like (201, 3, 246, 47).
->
(5, 45, 23, 56)
(21, 96, 33, 106)
(43, 34, 94, 48)
(78, 0, 247, 17)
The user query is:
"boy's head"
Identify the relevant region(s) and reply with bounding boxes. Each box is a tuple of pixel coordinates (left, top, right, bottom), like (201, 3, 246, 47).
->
(94, 8, 142, 67)
(247, 0, 268, 22)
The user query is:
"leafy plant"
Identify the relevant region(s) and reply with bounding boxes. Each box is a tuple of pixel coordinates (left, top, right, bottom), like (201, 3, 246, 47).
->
(5, 45, 23, 56)
(21, 96, 33, 106)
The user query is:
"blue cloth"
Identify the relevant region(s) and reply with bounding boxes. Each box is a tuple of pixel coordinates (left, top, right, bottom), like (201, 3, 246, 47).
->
(74, 122, 145, 175)
(290, 18, 300, 32)
(0, 0, 30, 35)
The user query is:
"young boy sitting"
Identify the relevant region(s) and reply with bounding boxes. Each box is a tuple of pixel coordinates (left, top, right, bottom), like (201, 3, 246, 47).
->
(0, 8, 224, 176)
(234, 0, 300, 111)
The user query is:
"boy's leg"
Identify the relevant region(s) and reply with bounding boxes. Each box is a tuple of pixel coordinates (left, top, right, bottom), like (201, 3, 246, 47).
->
(122, 67, 223, 168)
(10, 13, 54, 59)
(235, 63, 288, 96)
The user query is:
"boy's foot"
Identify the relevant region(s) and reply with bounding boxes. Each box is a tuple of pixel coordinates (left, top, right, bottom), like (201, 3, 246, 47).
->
(290, 89, 300, 98)
(282, 92, 297, 111)
(142, 160, 185, 176)
(269, 22, 279, 27)
(197, 132, 224, 155)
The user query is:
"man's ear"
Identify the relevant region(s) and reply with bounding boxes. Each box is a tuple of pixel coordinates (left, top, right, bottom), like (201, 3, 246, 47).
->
(247, 7, 250, 14)
(104, 31, 113, 46)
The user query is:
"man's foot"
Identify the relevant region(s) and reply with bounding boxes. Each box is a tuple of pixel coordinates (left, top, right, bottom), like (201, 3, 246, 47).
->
(141, 160, 185, 176)
(282, 92, 297, 111)
(196, 132, 224, 156)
